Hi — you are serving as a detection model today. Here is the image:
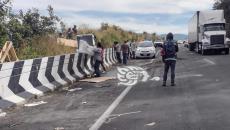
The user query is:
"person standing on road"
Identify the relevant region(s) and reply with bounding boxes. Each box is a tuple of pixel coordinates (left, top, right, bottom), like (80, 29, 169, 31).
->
(101, 45, 107, 73)
(161, 32, 179, 86)
(93, 42, 103, 77)
(130, 40, 137, 59)
(121, 41, 129, 65)
(114, 41, 122, 63)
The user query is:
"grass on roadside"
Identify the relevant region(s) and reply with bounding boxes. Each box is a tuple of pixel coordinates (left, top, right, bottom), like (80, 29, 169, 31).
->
(17, 36, 76, 60)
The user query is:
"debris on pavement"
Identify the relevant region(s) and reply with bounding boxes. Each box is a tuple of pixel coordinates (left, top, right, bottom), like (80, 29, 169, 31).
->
(62, 87, 69, 91)
(82, 101, 87, 104)
(68, 87, 82, 92)
(0, 110, 6, 117)
(111, 111, 142, 117)
(150, 77, 161, 81)
(79, 77, 116, 83)
(105, 111, 142, 124)
(145, 122, 156, 126)
(54, 127, 65, 130)
(24, 101, 47, 107)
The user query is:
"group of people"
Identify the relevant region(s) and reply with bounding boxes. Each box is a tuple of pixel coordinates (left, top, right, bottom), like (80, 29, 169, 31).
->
(92, 32, 179, 87)
(66, 25, 78, 39)
(91, 40, 137, 77)
(114, 40, 137, 65)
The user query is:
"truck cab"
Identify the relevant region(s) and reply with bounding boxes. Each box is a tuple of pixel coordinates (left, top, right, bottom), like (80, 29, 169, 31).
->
(200, 23, 229, 54)
(188, 10, 230, 55)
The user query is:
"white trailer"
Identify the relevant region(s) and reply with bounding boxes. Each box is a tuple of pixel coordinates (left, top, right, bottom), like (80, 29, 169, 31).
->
(188, 10, 230, 55)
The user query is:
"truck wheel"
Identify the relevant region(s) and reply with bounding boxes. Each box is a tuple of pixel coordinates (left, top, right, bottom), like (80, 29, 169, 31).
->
(202, 49, 207, 55)
(225, 48, 229, 55)
(189, 44, 194, 51)
(198, 45, 201, 54)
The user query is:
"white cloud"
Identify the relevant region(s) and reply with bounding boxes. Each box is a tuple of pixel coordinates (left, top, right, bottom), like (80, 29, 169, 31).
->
(12, 0, 214, 14)
(61, 13, 187, 34)
(11, 0, 215, 34)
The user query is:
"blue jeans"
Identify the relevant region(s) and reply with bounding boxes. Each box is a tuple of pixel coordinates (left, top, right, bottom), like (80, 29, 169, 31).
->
(94, 60, 102, 77)
(163, 60, 176, 83)
(122, 53, 128, 65)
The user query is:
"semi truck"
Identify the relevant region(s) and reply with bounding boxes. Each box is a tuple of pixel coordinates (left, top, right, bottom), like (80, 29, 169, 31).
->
(188, 10, 230, 55)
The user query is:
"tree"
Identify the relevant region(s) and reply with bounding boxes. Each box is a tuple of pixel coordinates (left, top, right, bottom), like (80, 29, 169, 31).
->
(0, 0, 11, 47)
(213, 0, 230, 37)
(0, 0, 11, 18)
(40, 5, 60, 33)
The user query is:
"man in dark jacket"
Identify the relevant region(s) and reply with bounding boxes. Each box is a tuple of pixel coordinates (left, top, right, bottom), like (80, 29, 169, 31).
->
(161, 33, 179, 86)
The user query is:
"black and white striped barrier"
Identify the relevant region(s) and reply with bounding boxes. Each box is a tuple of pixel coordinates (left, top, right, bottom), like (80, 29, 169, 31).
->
(0, 48, 117, 109)
(103, 49, 110, 69)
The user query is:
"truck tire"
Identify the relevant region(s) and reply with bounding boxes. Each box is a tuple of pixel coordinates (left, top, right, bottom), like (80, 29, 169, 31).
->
(202, 49, 207, 55)
(189, 44, 195, 51)
(198, 44, 202, 54)
(225, 48, 229, 55)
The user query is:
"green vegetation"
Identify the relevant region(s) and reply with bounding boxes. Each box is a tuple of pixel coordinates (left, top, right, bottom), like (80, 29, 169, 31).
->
(213, 0, 230, 37)
(77, 23, 158, 47)
(1, 0, 157, 60)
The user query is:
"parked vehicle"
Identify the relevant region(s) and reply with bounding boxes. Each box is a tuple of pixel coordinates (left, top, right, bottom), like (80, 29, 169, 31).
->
(154, 41, 164, 48)
(177, 40, 184, 44)
(188, 10, 230, 55)
(183, 40, 189, 48)
(136, 41, 156, 58)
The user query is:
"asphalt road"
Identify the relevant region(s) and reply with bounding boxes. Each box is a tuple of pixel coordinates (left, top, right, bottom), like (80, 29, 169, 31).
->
(0, 45, 230, 130)
(100, 46, 230, 130)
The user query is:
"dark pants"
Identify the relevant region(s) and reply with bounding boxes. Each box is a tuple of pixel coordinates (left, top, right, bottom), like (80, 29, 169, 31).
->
(163, 60, 176, 83)
(132, 51, 135, 59)
(123, 53, 128, 65)
(94, 60, 102, 77)
(101, 60, 106, 71)
(116, 52, 122, 63)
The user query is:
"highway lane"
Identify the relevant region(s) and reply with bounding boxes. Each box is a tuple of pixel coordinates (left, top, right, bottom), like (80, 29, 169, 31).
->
(0, 45, 230, 130)
(0, 56, 154, 130)
(99, 46, 230, 130)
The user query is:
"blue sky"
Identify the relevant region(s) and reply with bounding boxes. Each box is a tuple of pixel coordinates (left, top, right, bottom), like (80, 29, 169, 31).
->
(12, 0, 215, 34)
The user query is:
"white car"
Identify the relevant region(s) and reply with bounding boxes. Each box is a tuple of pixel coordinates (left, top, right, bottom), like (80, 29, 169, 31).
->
(136, 41, 156, 59)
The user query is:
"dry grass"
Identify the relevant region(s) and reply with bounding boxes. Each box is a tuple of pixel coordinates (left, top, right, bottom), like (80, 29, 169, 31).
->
(17, 35, 76, 60)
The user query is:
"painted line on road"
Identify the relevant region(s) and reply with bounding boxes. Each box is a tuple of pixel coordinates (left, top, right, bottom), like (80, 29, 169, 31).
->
(203, 58, 216, 65)
(89, 85, 134, 130)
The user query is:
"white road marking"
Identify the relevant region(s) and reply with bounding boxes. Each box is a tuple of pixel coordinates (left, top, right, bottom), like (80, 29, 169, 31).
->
(145, 122, 156, 126)
(203, 58, 216, 65)
(89, 85, 134, 130)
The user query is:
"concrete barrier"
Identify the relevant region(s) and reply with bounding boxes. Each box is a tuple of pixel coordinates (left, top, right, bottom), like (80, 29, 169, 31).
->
(0, 48, 117, 109)
(106, 48, 113, 67)
(103, 49, 110, 69)
(112, 48, 118, 63)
